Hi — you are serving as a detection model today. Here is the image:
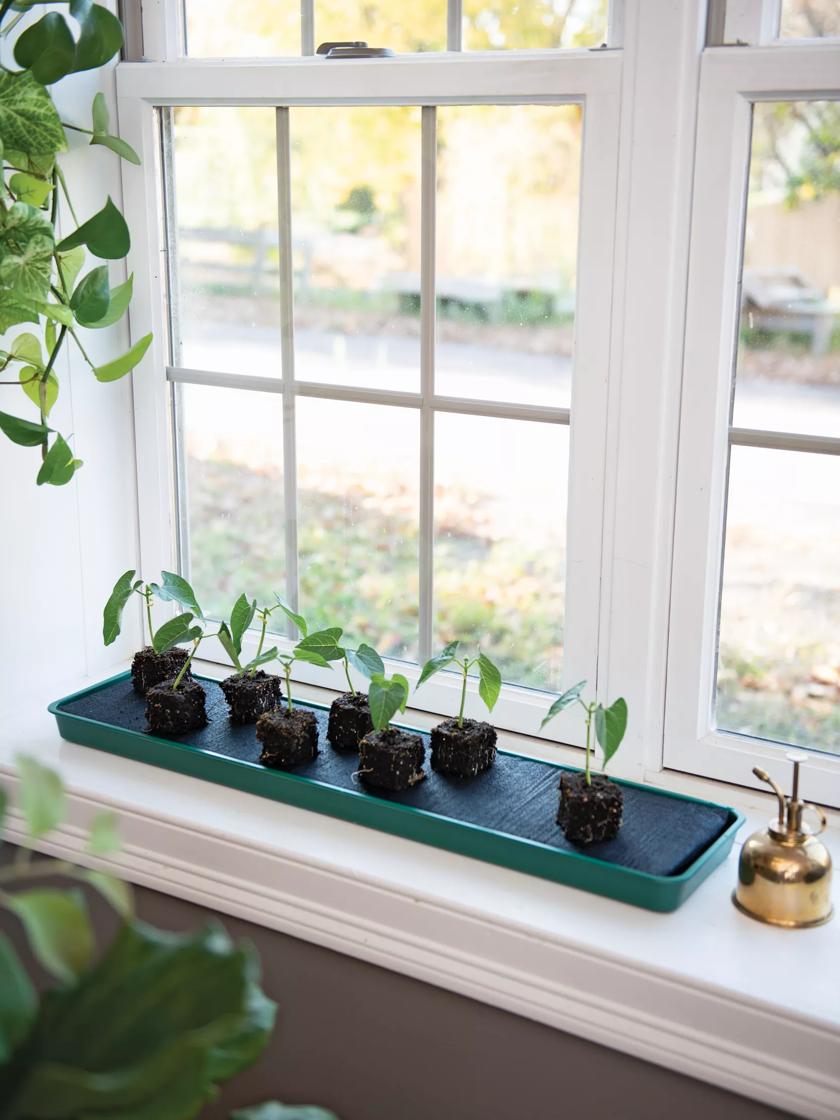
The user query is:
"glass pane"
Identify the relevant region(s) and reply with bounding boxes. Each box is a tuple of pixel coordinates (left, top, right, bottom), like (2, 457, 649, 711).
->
(296, 398, 420, 661)
(169, 107, 282, 378)
(434, 414, 567, 691)
(779, 0, 840, 38)
(290, 107, 421, 392)
(178, 384, 286, 623)
(463, 0, 607, 50)
(716, 446, 840, 757)
(435, 105, 581, 408)
(185, 1, 300, 57)
(733, 102, 840, 436)
(315, 1, 446, 52)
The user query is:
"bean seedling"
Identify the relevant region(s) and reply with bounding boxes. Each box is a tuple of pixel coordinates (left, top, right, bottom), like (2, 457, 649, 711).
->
(368, 672, 411, 731)
(103, 568, 203, 652)
(540, 681, 627, 785)
(217, 594, 280, 677)
(415, 642, 502, 725)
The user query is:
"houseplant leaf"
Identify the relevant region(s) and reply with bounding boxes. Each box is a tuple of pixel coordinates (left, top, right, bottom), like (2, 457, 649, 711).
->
(244, 647, 278, 672)
(91, 90, 109, 134)
(345, 643, 384, 680)
(153, 570, 203, 618)
(20, 366, 58, 416)
(540, 680, 587, 729)
(94, 331, 152, 381)
(477, 653, 502, 712)
(36, 433, 82, 486)
(57, 196, 130, 259)
(0, 291, 39, 333)
(296, 628, 344, 660)
(86, 809, 120, 854)
(229, 594, 256, 654)
(0, 233, 53, 298)
(70, 264, 110, 325)
(80, 869, 133, 919)
(0, 409, 48, 447)
(292, 647, 330, 669)
(102, 567, 137, 645)
(79, 272, 133, 328)
(0, 70, 66, 155)
(16, 756, 65, 839)
(218, 622, 243, 671)
(152, 612, 201, 655)
(14, 11, 76, 85)
(9, 171, 52, 207)
(7, 888, 94, 983)
(417, 641, 459, 687)
(368, 673, 409, 731)
(91, 131, 141, 165)
(594, 697, 628, 767)
(273, 595, 307, 636)
(0, 932, 37, 1063)
(72, 3, 124, 72)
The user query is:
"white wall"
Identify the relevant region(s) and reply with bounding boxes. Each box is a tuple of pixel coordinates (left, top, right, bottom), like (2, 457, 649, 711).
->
(0, 7, 141, 719)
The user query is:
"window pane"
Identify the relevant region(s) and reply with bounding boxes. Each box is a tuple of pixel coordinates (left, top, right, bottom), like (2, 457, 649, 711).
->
(178, 384, 287, 622)
(716, 446, 840, 757)
(779, 0, 840, 38)
(169, 107, 281, 378)
(185, 1, 300, 56)
(463, 0, 607, 50)
(434, 414, 567, 691)
(296, 398, 420, 661)
(290, 107, 421, 392)
(315, 1, 446, 52)
(733, 101, 840, 437)
(435, 105, 581, 408)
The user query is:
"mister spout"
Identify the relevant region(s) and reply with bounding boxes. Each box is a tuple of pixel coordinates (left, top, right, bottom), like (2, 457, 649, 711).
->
(752, 766, 787, 827)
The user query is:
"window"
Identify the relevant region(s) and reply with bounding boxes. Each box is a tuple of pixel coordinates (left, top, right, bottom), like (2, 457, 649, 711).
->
(122, 4, 620, 747)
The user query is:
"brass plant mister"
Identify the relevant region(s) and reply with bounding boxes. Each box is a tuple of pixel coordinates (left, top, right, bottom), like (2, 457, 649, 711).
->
(733, 752, 833, 928)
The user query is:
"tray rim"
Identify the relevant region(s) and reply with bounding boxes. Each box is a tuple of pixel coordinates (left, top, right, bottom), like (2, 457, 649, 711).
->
(49, 669, 744, 892)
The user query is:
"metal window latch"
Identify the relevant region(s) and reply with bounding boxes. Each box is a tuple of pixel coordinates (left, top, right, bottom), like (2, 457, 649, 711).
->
(316, 41, 395, 58)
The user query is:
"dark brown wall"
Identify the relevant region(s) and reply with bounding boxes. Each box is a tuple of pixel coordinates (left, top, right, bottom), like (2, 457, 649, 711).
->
(1, 859, 795, 1120)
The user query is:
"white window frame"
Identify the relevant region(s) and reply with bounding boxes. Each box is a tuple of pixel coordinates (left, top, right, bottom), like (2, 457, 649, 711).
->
(116, 36, 623, 749)
(665, 41, 840, 808)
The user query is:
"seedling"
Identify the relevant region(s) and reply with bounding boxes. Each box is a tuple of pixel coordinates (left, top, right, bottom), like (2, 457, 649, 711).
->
(416, 642, 502, 726)
(217, 594, 279, 678)
(368, 672, 410, 731)
(103, 568, 203, 651)
(540, 681, 627, 786)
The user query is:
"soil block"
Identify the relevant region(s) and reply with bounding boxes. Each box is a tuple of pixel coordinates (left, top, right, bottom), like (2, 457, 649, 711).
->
(431, 717, 497, 778)
(220, 670, 281, 724)
(358, 728, 426, 792)
(257, 707, 318, 770)
(131, 646, 190, 696)
(557, 771, 624, 845)
(327, 691, 374, 750)
(145, 677, 208, 737)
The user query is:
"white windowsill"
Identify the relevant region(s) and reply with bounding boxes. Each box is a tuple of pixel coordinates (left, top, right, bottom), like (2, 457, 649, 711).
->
(1, 664, 838, 1120)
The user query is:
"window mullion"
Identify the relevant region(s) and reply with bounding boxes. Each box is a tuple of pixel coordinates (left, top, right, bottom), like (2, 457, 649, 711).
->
(301, 0, 315, 56)
(419, 105, 437, 664)
(447, 0, 463, 52)
(276, 107, 301, 629)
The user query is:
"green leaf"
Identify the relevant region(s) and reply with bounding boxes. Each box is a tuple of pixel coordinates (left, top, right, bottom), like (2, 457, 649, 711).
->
(540, 680, 587, 730)
(292, 647, 330, 669)
(36, 433, 82, 486)
(72, 3, 124, 73)
(152, 612, 201, 655)
(102, 567, 136, 645)
(0, 786, 6, 832)
(0, 291, 38, 332)
(11, 331, 43, 366)
(81, 272, 133, 329)
(57, 196, 130, 260)
(20, 365, 58, 416)
(207, 950, 276, 1083)
(153, 570, 203, 618)
(91, 131, 141, 165)
(243, 647, 278, 672)
(91, 90, 108, 134)
(296, 627, 344, 660)
(86, 809, 120, 855)
(14, 11, 76, 85)
(0, 408, 48, 446)
(45, 319, 56, 353)
(94, 331, 152, 382)
(229, 594, 256, 654)
(417, 641, 460, 688)
(273, 594, 307, 636)
(594, 697, 628, 768)
(9, 170, 52, 207)
(217, 621, 242, 671)
(31, 298, 74, 326)
(56, 245, 85, 293)
(368, 673, 409, 731)
(477, 653, 502, 713)
(231, 1107, 340, 1120)
(346, 642, 384, 681)
(16, 756, 64, 839)
(81, 869, 133, 919)
(0, 70, 66, 156)
(8, 889, 94, 983)
(70, 264, 110, 325)
(0, 932, 36, 1063)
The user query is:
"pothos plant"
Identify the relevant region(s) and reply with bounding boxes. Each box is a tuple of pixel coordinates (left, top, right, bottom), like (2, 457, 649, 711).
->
(540, 680, 628, 785)
(416, 641, 502, 725)
(0, 1, 151, 486)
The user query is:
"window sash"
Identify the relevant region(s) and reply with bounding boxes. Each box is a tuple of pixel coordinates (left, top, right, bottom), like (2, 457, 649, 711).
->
(665, 44, 840, 808)
(116, 51, 622, 746)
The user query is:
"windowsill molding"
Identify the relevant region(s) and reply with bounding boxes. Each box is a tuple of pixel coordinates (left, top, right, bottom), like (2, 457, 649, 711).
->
(2, 667, 838, 1120)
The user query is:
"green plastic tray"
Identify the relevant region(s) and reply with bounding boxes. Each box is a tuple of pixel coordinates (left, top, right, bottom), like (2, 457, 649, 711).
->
(50, 672, 743, 913)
